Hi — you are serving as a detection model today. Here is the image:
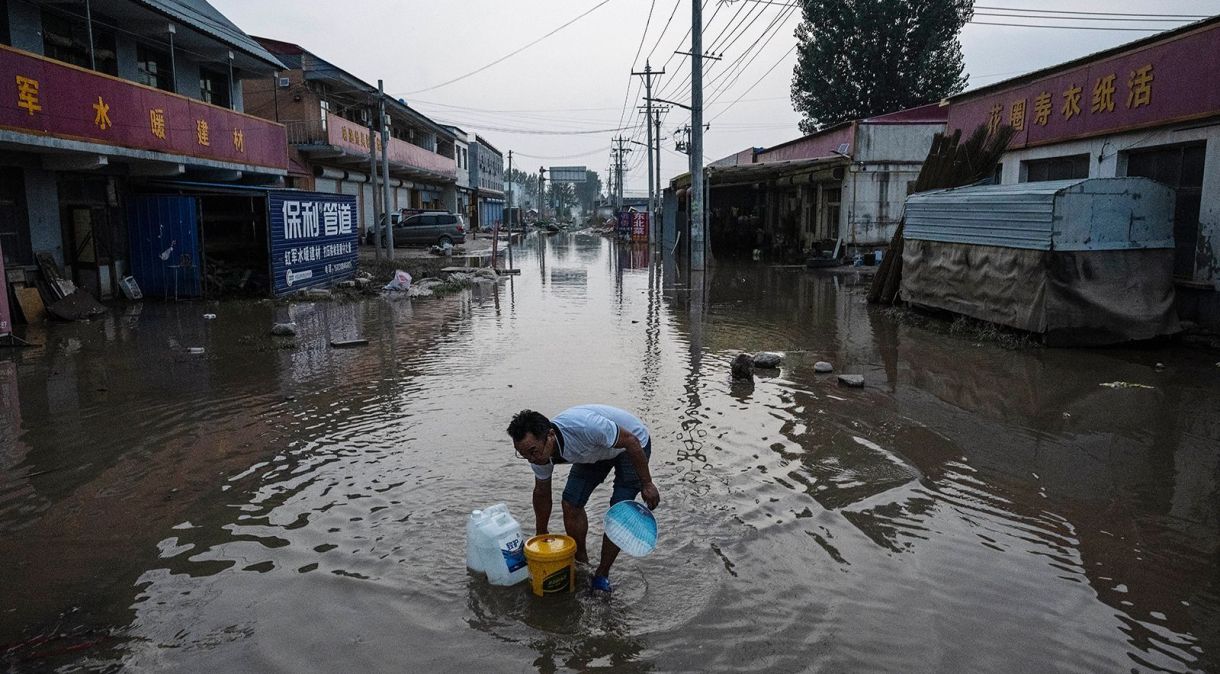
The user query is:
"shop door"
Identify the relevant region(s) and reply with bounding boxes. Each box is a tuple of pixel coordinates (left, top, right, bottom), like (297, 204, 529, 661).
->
(64, 205, 110, 298)
(0, 168, 31, 266)
(1124, 142, 1205, 280)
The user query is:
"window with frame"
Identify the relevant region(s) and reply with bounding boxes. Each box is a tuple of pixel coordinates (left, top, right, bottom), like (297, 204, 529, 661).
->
(41, 8, 117, 75)
(136, 44, 174, 92)
(199, 69, 230, 108)
(1022, 154, 1090, 182)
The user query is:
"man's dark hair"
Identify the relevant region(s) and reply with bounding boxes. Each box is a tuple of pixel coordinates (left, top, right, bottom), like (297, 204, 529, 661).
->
(507, 409, 550, 442)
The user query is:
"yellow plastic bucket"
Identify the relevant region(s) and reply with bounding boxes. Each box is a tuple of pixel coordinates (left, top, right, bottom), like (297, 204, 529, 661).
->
(524, 534, 576, 596)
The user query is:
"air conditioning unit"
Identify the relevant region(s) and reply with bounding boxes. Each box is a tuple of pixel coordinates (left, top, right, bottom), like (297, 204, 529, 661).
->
(278, 77, 291, 88)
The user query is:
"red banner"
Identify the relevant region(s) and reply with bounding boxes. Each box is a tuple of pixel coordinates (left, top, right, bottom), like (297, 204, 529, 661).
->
(0, 242, 11, 336)
(0, 44, 287, 169)
(947, 22, 1220, 149)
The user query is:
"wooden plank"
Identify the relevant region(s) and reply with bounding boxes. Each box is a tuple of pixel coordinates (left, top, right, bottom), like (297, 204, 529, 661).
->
(13, 287, 46, 323)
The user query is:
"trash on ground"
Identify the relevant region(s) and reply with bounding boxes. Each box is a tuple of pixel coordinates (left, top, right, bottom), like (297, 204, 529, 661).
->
(838, 374, 865, 387)
(47, 289, 107, 321)
(1099, 381, 1155, 390)
(329, 339, 369, 348)
(202, 313, 217, 320)
(383, 270, 412, 292)
(271, 322, 297, 337)
(187, 347, 205, 355)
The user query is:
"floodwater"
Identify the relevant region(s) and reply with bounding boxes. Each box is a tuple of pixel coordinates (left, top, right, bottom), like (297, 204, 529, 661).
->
(2, 232, 1219, 673)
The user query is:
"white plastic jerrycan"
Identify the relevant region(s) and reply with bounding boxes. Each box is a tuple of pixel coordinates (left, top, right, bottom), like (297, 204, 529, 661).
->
(477, 509, 530, 586)
(466, 504, 511, 572)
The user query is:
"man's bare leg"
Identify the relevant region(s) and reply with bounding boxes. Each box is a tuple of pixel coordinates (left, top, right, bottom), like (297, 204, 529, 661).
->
(595, 535, 620, 578)
(561, 500, 589, 563)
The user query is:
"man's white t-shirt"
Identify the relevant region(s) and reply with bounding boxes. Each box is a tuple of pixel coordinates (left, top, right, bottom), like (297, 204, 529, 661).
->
(530, 405, 651, 481)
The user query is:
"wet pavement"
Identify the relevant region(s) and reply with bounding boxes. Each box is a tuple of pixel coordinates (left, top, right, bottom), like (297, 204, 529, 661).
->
(2, 231, 1219, 672)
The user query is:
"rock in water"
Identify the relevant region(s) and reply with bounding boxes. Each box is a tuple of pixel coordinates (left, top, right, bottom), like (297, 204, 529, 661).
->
(731, 353, 755, 382)
(814, 361, 833, 373)
(271, 322, 297, 337)
(837, 374, 864, 388)
(752, 352, 782, 368)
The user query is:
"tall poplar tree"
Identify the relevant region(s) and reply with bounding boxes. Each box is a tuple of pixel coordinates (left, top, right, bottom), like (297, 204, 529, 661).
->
(791, 0, 972, 133)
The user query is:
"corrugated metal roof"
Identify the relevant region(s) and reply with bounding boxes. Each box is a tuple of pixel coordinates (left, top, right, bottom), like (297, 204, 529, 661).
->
(133, 0, 284, 70)
(905, 178, 1175, 251)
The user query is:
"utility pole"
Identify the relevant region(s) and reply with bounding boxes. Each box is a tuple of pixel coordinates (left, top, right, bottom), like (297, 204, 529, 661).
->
(613, 136, 632, 213)
(378, 79, 394, 259)
(690, 2, 705, 271)
(632, 61, 664, 245)
(506, 150, 514, 269)
(538, 166, 546, 220)
(368, 104, 382, 261)
(655, 114, 663, 226)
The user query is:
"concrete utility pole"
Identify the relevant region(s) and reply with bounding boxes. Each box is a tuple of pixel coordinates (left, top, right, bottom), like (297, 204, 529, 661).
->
(506, 150, 514, 269)
(632, 61, 664, 245)
(655, 114, 663, 227)
(368, 105, 382, 262)
(538, 166, 546, 220)
(613, 136, 632, 213)
(379, 79, 394, 259)
(690, 1, 705, 271)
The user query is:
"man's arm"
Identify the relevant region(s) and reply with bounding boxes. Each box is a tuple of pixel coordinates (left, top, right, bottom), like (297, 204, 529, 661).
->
(614, 426, 660, 510)
(532, 478, 552, 534)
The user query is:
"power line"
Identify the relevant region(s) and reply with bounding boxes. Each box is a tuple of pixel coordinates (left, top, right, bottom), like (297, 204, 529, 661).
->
(708, 43, 797, 123)
(645, 0, 684, 63)
(973, 6, 1209, 19)
(967, 20, 1168, 32)
(975, 11, 1200, 23)
(405, 0, 612, 94)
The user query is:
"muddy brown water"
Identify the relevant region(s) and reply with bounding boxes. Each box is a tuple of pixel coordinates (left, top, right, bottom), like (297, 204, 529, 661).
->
(2, 232, 1219, 672)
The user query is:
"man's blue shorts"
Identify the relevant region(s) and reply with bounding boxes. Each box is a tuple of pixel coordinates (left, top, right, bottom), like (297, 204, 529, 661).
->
(562, 439, 652, 508)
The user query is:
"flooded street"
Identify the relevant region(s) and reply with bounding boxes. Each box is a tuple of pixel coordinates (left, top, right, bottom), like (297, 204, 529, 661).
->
(3, 231, 1220, 672)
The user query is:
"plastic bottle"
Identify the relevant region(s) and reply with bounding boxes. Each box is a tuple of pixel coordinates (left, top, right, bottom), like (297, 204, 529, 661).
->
(478, 510, 530, 586)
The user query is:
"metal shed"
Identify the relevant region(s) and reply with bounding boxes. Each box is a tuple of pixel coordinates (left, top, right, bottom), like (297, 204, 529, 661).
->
(901, 177, 1181, 345)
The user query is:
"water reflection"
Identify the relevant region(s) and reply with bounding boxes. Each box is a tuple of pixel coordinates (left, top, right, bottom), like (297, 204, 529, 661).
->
(1, 234, 1218, 672)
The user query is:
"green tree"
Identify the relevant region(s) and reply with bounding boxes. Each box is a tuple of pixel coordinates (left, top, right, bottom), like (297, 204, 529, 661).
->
(791, 0, 972, 133)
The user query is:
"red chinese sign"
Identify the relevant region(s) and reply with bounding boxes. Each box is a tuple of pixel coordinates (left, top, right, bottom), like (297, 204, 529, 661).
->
(327, 116, 457, 178)
(1, 44, 287, 169)
(947, 22, 1220, 148)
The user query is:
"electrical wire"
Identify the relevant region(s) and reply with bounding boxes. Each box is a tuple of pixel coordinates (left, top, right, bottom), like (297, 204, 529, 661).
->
(973, 6, 1209, 19)
(405, 0, 613, 94)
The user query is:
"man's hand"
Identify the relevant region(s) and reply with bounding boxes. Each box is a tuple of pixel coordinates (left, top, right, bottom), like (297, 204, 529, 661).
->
(641, 481, 660, 510)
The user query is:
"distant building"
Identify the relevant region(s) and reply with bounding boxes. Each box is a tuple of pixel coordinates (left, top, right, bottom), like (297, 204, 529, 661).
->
(444, 125, 473, 221)
(469, 135, 505, 230)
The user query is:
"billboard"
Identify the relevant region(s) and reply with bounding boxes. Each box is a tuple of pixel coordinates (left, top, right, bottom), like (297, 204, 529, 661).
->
(549, 166, 587, 183)
(0, 44, 287, 170)
(0, 242, 10, 336)
(268, 191, 359, 297)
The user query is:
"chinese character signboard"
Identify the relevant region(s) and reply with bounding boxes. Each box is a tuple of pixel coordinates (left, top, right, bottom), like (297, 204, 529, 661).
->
(616, 211, 649, 242)
(0, 242, 11, 337)
(268, 191, 358, 297)
(0, 44, 286, 170)
(327, 116, 457, 178)
(549, 166, 587, 183)
(946, 23, 1220, 148)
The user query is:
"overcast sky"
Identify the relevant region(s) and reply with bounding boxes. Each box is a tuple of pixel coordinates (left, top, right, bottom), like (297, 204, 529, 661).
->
(211, 0, 1220, 195)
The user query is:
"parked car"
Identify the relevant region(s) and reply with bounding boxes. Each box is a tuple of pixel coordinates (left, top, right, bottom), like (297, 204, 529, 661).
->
(393, 211, 467, 247)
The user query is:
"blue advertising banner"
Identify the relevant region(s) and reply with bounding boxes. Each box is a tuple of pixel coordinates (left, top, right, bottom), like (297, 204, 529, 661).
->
(267, 190, 358, 297)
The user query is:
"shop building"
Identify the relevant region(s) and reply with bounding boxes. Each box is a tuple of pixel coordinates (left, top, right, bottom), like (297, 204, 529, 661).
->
(444, 125, 473, 223)
(671, 105, 946, 262)
(469, 135, 504, 231)
(242, 37, 458, 237)
(942, 16, 1220, 329)
(1, 0, 287, 300)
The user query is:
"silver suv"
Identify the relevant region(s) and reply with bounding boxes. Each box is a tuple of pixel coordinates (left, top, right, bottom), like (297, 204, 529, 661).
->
(392, 212, 467, 247)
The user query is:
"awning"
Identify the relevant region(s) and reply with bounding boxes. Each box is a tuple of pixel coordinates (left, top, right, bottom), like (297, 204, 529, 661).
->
(670, 155, 850, 189)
